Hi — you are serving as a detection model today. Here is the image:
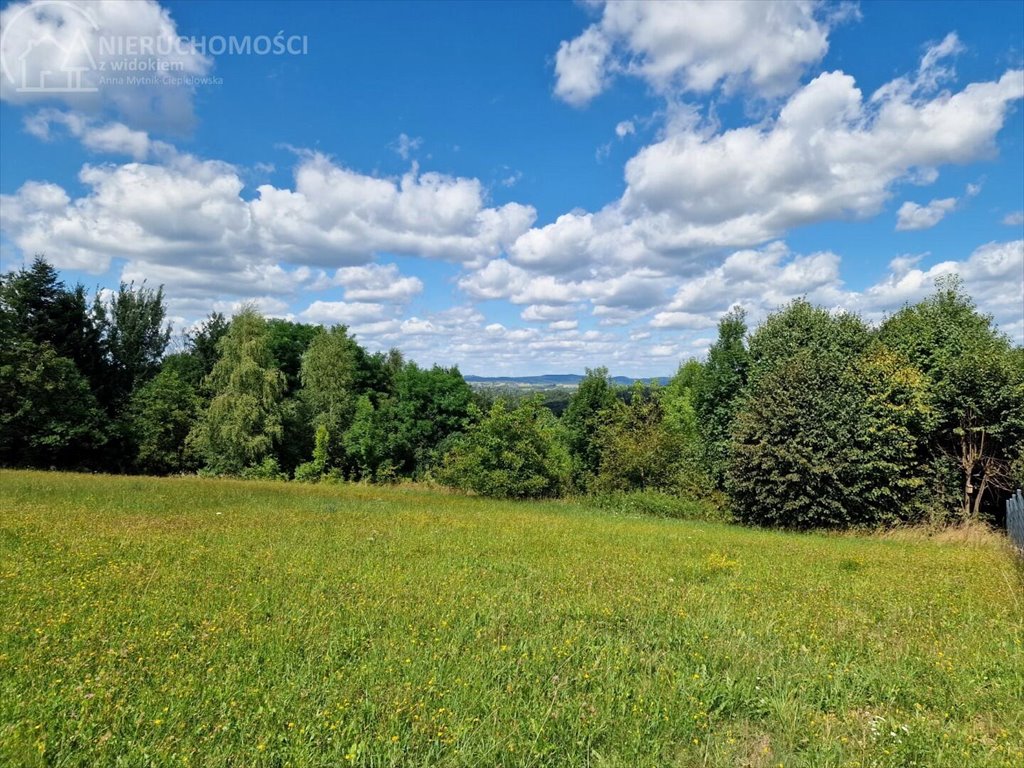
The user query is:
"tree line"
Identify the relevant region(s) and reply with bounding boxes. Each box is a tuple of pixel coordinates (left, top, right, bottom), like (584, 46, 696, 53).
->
(2, 256, 1021, 528)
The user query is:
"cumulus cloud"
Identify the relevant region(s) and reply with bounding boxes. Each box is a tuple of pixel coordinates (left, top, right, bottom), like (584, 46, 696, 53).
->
(554, 0, 835, 106)
(210, 296, 293, 319)
(0, 0, 211, 130)
(521, 304, 580, 322)
(251, 154, 535, 266)
(895, 182, 981, 231)
(896, 197, 958, 231)
(520, 43, 1024, 275)
(2, 8, 1020, 371)
(300, 300, 391, 327)
(618, 66, 1023, 251)
(1003, 211, 1024, 227)
(331, 263, 423, 303)
(553, 24, 611, 106)
(23, 109, 174, 160)
(0, 152, 535, 313)
(649, 239, 1024, 342)
(549, 319, 578, 331)
(0, 154, 253, 275)
(654, 241, 844, 325)
(850, 240, 1024, 337)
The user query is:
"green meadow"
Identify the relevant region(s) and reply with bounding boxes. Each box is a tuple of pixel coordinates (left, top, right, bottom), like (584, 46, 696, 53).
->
(1, 470, 1022, 767)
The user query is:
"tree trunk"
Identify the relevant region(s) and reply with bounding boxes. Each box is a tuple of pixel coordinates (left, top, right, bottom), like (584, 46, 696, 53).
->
(971, 471, 989, 521)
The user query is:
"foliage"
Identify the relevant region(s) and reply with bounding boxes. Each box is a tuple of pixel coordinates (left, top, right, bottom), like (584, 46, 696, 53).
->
(187, 307, 286, 475)
(266, 319, 323, 395)
(694, 307, 749, 486)
(729, 303, 933, 528)
(879, 277, 1024, 519)
(174, 312, 231, 389)
(661, 359, 710, 496)
(238, 455, 287, 481)
(0, 341, 105, 468)
(562, 367, 619, 491)
(3, 258, 1022, 535)
(387, 363, 475, 475)
(438, 397, 570, 498)
(300, 325, 367, 466)
(98, 280, 171, 409)
(342, 394, 400, 481)
(127, 367, 201, 475)
(595, 383, 688, 494)
(0, 256, 106, 389)
(294, 424, 331, 482)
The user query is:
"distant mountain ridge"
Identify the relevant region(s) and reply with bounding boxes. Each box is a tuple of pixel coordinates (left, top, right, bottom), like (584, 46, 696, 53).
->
(464, 373, 670, 388)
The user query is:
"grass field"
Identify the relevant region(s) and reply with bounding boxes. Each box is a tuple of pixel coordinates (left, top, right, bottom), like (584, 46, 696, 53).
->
(1, 471, 1022, 767)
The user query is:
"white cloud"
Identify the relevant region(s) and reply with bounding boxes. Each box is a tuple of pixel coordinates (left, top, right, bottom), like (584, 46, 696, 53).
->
(23, 109, 174, 160)
(392, 133, 423, 160)
(650, 311, 716, 330)
(251, 154, 535, 266)
(452, 45, 1021, 340)
(0, 0, 211, 130)
(299, 300, 389, 326)
(520, 303, 580, 322)
(618, 66, 1023, 252)
(458, 259, 583, 305)
(850, 240, 1024, 337)
(895, 182, 983, 231)
(509, 211, 600, 273)
(1003, 211, 1024, 227)
(896, 197, 958, 231)
(459, 257, 670, 315)
(521, 46, 1024, 273)
(331, 263, 423, 303)
(0, 154, 253, 275)
(211, 296, 292, 319)
(554, 0, 835, 106)
(656, 241, 845, 326)
(2, 11, 1020, 371)
(553, 24, 611, 106)
(645, 239, 1024, 343)
(871, 32, 965, 104)
(0, 152, 535, 313)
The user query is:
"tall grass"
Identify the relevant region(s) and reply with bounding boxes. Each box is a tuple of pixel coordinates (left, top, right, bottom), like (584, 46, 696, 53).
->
(1, 470, 1021, 767)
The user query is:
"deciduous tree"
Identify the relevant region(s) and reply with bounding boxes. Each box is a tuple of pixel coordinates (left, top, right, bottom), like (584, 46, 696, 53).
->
(188, 307, 285, 475)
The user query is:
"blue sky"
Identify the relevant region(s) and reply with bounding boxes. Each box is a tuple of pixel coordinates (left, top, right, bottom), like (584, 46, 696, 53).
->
(1, 0, 1022, 376)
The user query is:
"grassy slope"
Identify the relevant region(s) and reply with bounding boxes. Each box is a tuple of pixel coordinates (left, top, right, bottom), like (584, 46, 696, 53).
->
(0, 470, 1021, 767)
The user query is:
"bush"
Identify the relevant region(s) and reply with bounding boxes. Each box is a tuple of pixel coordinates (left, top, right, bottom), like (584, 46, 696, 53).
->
(728, 302, 932, 529)
(437, 397, 570, 499)
(239, 456, 286, 481)
(294, 424, 330, 482)
(293, 460, 322, 483)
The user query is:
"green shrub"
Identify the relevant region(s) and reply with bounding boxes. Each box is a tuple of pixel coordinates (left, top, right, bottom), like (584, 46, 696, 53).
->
(438, 397, 570, 499)
(239, 456, 286, 481)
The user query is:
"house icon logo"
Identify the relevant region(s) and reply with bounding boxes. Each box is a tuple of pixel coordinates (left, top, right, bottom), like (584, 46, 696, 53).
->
(1, 1, 100, 93)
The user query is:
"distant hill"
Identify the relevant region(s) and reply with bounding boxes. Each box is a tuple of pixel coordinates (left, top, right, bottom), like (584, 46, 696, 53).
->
(464, 373, 671, 389)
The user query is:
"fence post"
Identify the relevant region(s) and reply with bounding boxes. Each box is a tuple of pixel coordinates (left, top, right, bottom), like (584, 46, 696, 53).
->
(1008, 489, 1024, 554)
